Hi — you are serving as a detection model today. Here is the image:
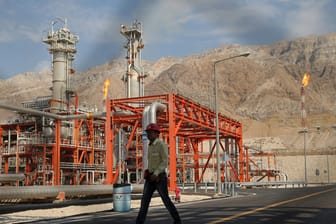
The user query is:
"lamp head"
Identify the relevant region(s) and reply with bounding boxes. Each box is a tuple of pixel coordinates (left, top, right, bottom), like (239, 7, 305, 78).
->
(239, 51, 250, 57)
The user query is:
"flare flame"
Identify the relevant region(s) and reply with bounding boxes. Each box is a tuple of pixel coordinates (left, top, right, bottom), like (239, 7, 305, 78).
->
(302, 73, 310, 87)
(103, 79, 110, 100)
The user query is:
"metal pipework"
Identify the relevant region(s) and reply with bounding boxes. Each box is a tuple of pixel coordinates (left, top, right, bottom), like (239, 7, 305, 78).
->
(0, 102, 105, 120)
(142, 102, 166, 170)
(0, 184, 144, 201)
(0, 174, 25, 182)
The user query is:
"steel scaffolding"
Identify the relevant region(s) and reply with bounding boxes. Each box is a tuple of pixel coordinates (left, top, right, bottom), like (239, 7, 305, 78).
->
(105, 94, 244, 190)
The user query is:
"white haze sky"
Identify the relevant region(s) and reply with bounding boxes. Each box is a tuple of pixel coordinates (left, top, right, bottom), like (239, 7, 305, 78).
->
(0, 0, 335, 79)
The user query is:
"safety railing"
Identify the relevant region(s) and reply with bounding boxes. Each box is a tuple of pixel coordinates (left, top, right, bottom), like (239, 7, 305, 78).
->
(177, 181, 306, 196)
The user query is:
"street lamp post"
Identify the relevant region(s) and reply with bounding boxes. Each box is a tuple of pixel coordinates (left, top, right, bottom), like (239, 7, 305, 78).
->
(213, 52, 250, 195)
(304, 127, 307, 184)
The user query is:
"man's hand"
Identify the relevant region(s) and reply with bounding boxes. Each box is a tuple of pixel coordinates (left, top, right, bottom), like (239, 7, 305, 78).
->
(144, 169, 150, 180)
(149, 174, 159, 183)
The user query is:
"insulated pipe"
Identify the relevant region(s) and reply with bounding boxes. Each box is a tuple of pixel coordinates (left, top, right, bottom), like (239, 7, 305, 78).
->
(0, 102, 105, 120)
(59, 112, 106, 120)
(0, 174, 25, 182)
(142, 105, 151, 170)
(148, 102, 166, 124)
(0, 184, 144, 201)
(0, 103, 59, 119)
(142, 102, 166, 170)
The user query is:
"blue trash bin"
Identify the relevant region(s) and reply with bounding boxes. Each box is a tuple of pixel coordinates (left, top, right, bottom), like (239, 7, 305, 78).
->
(113, 183, 132, 212)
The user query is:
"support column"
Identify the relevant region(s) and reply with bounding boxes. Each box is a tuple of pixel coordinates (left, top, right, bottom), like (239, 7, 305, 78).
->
(53, 120, 61, 185)
(168, 94, 176, 191)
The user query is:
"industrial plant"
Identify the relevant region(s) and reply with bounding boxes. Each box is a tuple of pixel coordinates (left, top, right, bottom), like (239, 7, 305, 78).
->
(0, 19, 281, 199)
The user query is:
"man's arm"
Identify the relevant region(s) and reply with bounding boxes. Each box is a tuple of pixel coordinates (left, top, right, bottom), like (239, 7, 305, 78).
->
(153, 141, 168, 176)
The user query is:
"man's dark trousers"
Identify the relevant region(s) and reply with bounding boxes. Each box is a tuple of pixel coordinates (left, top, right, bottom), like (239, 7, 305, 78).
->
(136, 173, 181, 224)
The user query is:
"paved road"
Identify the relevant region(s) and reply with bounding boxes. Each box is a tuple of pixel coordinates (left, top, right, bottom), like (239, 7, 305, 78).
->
(24, 184, 336, 224)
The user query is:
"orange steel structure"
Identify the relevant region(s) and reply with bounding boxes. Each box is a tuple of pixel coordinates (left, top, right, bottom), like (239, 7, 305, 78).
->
(104, 94, 245, 190)
(0, 19, 280, 189)
(244, 146, 279, 182)
(0, 93, 280, 190)
(0, 112, 106, 186)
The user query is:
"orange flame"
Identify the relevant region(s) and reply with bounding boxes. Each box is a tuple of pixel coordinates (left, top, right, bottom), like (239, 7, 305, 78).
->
(301, 73, 310, 87)
(103, 79, 110, 100)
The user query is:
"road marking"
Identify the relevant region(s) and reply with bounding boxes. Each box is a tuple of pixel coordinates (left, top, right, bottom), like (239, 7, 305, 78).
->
(209, 187, 336, 224)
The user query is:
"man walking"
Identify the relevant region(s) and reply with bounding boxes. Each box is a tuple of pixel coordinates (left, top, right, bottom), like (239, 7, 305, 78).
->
(136, 123, 182, 224)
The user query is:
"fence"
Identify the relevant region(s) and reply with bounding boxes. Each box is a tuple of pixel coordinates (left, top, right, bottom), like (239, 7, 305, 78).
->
(177, 181, 306, 196)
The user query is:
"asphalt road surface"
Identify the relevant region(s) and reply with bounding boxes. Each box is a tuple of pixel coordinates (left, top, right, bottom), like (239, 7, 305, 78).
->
(24, 184, 336, 224)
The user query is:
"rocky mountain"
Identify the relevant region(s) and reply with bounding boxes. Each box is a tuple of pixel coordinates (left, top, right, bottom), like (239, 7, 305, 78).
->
(1, 33, 336, 154)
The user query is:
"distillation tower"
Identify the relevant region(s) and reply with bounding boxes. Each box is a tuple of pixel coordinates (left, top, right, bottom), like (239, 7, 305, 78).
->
(43, 18, 79, 113)
(120, 20, 146, 98)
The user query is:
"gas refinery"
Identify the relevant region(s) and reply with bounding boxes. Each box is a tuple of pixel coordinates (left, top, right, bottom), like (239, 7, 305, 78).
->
(0, 19, 280, 200)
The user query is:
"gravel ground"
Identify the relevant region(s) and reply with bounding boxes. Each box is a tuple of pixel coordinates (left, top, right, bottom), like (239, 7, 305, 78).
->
(0, 194, 211, 223)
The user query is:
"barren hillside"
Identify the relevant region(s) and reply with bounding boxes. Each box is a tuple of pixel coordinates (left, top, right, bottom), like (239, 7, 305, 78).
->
(1, 33, 336, 154)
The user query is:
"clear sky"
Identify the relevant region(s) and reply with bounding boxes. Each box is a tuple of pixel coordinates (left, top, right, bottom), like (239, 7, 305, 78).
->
(1, 0, 335, 79)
